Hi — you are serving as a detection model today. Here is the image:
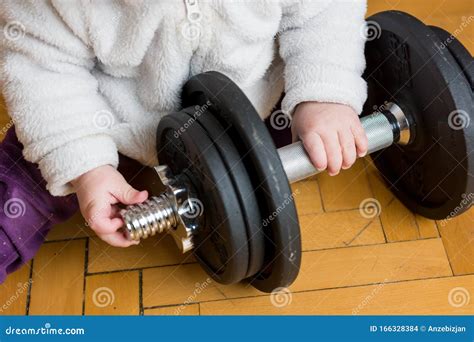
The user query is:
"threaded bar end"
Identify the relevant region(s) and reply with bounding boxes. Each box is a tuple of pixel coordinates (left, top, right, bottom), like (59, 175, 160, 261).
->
(121, 194, 178, 241)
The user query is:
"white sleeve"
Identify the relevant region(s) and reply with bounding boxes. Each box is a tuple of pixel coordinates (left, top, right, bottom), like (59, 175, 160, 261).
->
(0, 0, 118, 196)
(279, 0, 368, 115)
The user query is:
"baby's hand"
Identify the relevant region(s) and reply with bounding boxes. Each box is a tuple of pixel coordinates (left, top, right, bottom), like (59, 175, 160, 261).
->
(292, 102, 368, 176)
(72, 165, 148, 247)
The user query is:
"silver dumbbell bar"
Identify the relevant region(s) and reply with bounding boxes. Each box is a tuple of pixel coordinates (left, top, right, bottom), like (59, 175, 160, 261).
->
(120, 102, 412, 252)
(279, 102, 411, 183)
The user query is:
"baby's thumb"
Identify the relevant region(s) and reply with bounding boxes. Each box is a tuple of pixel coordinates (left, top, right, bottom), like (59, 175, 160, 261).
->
(115, 184, 148, 205)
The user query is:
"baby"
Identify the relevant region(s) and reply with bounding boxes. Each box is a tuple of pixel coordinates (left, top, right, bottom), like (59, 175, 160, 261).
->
(0, 0, 368, 281)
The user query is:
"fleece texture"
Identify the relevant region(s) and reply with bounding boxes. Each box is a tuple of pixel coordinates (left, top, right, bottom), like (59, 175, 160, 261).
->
(0, 0, 367, 196)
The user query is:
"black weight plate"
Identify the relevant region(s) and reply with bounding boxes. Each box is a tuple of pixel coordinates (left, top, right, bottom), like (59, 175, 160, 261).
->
(182, 71, 301, 293)
(429, 25, 474, 90)
(156, 111, 249, 284)
(363, 11, 474, 219)
(181, 107, 265, 278)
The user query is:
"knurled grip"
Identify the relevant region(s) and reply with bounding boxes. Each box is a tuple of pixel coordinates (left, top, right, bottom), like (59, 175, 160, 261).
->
(278, 112, 395, 184)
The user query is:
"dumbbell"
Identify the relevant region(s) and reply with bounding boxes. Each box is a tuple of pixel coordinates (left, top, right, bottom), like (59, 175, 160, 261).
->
(120, 11, 473, 293)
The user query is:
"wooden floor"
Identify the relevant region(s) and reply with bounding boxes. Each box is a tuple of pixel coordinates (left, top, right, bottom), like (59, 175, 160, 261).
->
(0, 0, 473, 315)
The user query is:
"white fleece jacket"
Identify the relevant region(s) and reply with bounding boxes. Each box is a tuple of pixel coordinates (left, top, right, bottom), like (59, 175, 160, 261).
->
(0, 0, 367, 196)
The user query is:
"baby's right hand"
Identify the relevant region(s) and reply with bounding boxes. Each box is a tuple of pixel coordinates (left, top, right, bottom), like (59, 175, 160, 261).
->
(71, 165, 148, 247)
(292, 102, 368, 176)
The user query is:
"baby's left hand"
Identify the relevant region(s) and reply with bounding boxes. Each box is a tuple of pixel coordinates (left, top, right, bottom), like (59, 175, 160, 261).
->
(72, 165, 148, 247)
(292, 102, 368, 176)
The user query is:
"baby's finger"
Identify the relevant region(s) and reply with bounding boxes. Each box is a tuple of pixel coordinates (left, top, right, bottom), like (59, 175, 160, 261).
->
(302, 133, 327, 171)
(351, 123, 368, 157)
(113, 183, 148, 206)
(90, 216, 123, 235)
(320, 133, 342, 176)
(339, 130, 357, 170)
(110, 205, 122, 219)
(99, 231, 140, 248)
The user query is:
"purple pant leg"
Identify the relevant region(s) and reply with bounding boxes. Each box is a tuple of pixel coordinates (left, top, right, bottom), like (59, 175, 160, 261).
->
(0, 127, 79, 283)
